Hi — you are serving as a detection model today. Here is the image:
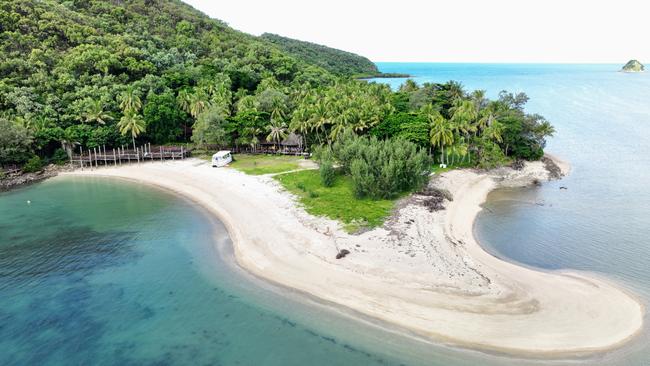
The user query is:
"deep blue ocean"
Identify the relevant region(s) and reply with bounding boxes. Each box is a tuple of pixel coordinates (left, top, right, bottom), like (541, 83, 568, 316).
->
(1, 63, 649, 365)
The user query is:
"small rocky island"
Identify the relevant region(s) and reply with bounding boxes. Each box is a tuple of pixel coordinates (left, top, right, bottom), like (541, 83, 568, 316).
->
(621, 59, 645, 72)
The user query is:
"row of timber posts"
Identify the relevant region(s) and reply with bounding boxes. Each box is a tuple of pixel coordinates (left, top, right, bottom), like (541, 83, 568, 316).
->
(75, 144, 187, 170)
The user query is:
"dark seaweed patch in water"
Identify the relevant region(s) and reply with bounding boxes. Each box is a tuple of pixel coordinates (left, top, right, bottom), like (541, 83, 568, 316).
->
(0, 226, 139, 290)
(0, 226, 143, 365)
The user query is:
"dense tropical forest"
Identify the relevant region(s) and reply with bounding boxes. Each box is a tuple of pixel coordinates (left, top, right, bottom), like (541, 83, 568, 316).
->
(0, 0, 554, 195)
(260, 33, 380, 77)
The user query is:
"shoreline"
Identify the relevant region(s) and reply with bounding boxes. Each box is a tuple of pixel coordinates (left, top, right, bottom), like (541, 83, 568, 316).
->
(60, 156, 644, 357)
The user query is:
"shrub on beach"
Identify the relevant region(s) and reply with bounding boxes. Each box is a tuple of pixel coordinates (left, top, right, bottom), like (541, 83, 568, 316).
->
(319, 160, 336, 187)
(319, 132, 431, 199)
(22, 156, 43, 173)
(51, 148, 69, 165)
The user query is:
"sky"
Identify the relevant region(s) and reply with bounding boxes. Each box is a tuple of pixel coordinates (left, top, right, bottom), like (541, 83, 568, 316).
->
(183, 0, 649, 63)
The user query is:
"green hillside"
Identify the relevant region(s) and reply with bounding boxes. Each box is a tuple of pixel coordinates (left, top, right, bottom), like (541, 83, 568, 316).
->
(260, 33, 379, 77)
(1, 0, 554, 189)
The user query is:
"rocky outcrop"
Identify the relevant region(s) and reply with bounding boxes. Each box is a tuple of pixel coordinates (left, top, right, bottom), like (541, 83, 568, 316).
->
(0, 164, 72, 192)
(621, 60, 645, 72)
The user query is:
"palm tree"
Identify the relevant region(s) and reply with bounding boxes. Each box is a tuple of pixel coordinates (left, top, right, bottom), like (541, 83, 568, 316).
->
(483, 120, 505, 143)
(470, 89, 487, 112)
(266, 120, 287, 151)
(428, 110, 454, 165)
(117, 87, 142, 113)
(244, 127, 262, 153)
(189, 91, 210, 119)
(446, 81, 466, 102)
(60, 130, 79, 160)
(270, 97, 286, 123)
(118, 111, 146, 150)
(81, 99, 113, 125)
(289, 109, 311, 151)
(329, 120, 348, 142)
(177, 89, 193, 114)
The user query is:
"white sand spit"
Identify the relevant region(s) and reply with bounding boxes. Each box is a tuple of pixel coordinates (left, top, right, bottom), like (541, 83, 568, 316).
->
(61, 156, 643, 355)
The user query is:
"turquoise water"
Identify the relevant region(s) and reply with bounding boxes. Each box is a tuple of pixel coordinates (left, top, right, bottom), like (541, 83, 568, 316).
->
(0, 178, 420, 365)
(373, 62, 650, 364)
(2, 63, 650, 366)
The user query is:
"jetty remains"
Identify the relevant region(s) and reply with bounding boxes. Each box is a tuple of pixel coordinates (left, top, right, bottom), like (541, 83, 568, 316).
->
(70, 144, 189, 169)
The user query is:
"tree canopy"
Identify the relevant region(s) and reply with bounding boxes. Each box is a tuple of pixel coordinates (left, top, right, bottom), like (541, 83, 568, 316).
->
(0, 0, 554, 175)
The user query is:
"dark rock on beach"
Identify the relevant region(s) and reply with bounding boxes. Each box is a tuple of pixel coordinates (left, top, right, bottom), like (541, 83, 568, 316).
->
(0, 164, 72, 192)
(336, 249, 350, 259)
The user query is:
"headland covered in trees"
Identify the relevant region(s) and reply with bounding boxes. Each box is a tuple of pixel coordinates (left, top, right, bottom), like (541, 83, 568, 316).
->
(1, 0, 644, 356)
(3, 0, 552, 178)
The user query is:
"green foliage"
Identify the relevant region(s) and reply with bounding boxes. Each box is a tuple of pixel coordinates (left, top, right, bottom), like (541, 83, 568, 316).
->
(0, 0, 554, 172)
(319, 159, 336, 187)
(275, 170, 396, 232)
(22, 156, 43, 173)
(51, 148, 68, 165)
(143, 91, 186, 144)
(191, 107, 228, 148)
(475, 139, 508, 169)
(326, 133, 431, 199)
(291, 81, 393, 144)
(0, 118, 34, 165)
(261, 33, 378, 76)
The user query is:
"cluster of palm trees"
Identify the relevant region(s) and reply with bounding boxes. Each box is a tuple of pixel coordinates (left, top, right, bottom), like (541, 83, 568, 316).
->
(426, 90, 506, 165)
(116, 87, 145, 150)
(289, 81, 393, 145)
(177, 78, 233, 120)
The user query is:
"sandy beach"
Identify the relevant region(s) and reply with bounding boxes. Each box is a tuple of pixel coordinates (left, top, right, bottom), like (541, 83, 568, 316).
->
(62, 156, 643, 356)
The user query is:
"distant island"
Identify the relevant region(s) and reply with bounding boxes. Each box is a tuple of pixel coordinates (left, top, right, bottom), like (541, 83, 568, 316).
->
(621, 59, 645, 72)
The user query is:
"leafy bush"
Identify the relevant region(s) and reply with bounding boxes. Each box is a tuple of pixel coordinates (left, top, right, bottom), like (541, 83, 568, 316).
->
(51, 148, 69, 165)
(318, 149, 336, 187)
(22, 156, 43, 173)
(477, 140, 508, 169)
(326, 132, 431, 199)
(0, 118, 34, 165)
(319, 160, 336, 187)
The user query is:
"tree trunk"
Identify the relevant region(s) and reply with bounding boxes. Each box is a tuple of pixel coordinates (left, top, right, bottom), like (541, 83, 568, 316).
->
(132, 136, 136, 152)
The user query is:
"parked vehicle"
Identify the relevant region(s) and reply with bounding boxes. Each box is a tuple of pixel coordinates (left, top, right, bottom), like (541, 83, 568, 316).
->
(211, 151, 232, 167)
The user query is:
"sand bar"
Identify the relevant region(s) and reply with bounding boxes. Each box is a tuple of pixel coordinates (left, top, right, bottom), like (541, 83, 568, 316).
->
(61, 157, 643, 355)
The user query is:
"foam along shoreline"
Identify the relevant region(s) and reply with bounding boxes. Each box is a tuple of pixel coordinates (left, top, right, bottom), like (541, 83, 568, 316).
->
(61, 156, 643, 356)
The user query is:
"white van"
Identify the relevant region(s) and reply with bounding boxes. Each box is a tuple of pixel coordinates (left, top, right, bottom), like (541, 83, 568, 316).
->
(211, 150, 232, 167)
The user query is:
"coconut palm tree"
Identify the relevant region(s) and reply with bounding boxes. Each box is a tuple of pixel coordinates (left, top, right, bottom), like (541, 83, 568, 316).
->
(428, 110, 454, 165)
(244, 126, 262, 153)
(265, 120, 287, 151)
(483, 120, 505, 143)
(446, 81, 466, 102)
(188, 91, 210, 119)
(117, 87, 142, 113)
(118, 111, 146, 150)
(177, 89, 192, 114)
(81, 99, 113, 125)
(60, 130, 79, 160)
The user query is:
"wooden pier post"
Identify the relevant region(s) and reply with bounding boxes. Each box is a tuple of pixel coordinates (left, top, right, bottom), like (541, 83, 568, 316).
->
(103, 145, 107, 165)
(160, 146, 163, 162)
(88, 149, 93, 169)
(172, 146, 175, 161)
(136, 147, 140, 163)
(79, 146, 84, 170)
(181, 146, 184, 159)
(113, 149, 117, 166)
